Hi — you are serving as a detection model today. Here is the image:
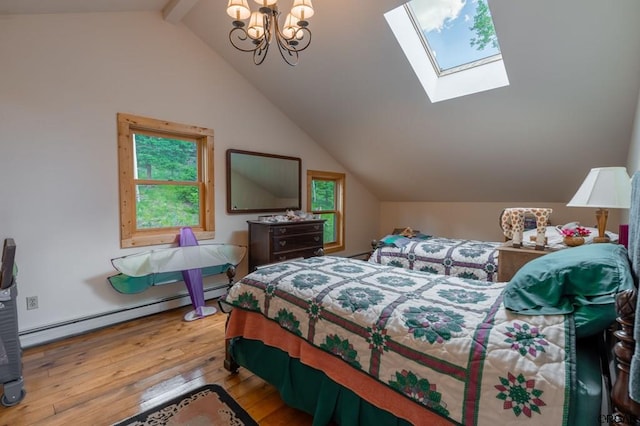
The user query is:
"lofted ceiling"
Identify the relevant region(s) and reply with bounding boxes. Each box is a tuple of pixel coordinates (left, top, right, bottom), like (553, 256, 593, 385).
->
(3, 0, 640, 202)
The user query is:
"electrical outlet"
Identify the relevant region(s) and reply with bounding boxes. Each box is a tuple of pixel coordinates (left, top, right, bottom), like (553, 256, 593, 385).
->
(26, 296, 38, 310)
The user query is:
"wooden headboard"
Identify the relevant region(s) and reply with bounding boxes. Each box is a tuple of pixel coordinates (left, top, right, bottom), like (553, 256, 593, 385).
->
(612, 289, 640, 424)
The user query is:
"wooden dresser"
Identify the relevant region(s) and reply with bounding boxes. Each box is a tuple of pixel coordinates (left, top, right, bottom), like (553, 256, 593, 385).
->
(247, 220, 325, 271)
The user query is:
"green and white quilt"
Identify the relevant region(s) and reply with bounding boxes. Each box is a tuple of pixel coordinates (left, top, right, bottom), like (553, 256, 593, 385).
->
(369, 237, 500, 282)
(226, 256, 575, 425)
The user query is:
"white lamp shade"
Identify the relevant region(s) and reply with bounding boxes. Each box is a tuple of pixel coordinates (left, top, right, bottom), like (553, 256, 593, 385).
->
(567, 167, 632, 208)
(247, 11, 265, 39)
(282, 13, 299, 39)
(254, 0, 277, 6)
(227, 0, 251, 20)
(291, 0, 314, 20)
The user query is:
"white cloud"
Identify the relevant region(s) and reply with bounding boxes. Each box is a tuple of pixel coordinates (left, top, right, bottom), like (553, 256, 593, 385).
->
(413, 0, 466, 32)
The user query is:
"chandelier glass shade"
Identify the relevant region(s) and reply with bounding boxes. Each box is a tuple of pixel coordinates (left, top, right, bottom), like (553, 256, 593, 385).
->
(226, 0, 314, 66)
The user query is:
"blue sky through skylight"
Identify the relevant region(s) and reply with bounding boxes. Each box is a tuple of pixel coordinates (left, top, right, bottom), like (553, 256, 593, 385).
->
(409, 0, 501, 72)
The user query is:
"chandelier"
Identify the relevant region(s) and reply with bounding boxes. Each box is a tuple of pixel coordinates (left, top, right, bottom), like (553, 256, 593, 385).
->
(226, 0, 314, 66)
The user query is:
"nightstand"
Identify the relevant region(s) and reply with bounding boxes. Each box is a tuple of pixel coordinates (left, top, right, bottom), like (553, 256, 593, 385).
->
(497, 242, 564, 282)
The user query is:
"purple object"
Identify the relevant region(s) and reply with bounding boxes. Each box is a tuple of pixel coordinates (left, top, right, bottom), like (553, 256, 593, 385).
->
(619, 224, 629, 249)
(179, 227, 207, 318)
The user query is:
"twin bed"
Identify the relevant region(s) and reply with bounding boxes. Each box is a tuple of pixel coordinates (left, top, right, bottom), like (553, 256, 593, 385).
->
(367, 225, 618, 284)
(368, 234, 501, 282)
(223, 204, 640, 424)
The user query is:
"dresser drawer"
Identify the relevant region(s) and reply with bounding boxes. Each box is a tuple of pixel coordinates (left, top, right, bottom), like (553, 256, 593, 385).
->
(271, 247, 324, 263)
(272, 233, 323, 254)
(271, 222, 324, 236)
(248, 219, 325, 271)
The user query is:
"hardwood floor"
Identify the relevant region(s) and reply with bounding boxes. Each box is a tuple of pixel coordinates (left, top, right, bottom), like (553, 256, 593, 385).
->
(0, 305, 314, 425)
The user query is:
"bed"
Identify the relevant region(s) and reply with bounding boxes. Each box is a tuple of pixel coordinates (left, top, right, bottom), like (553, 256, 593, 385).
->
(223, 206, 640, 425)
(368, 234, 501, 282)
(367, 225, 619, 284)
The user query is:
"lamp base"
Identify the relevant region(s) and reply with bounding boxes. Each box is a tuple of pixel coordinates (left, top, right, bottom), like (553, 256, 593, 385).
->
(594, 208, 610, 244)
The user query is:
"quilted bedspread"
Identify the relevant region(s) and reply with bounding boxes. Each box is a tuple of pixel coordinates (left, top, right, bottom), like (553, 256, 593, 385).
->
(225, 256, 575, 425)
(369, 237, 501, 282)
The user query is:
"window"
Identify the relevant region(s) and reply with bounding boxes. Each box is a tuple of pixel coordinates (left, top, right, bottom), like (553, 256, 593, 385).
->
(408, 0, 502, 76)
(307, 170, 345, 253)
(385, 0, 509, 102)
(117, 113, 215, 248)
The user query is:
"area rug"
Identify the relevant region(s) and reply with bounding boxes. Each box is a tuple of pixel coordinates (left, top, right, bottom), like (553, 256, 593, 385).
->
(113, 384, 258, 426)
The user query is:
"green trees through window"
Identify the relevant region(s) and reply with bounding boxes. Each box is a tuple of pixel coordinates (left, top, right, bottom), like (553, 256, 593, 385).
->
(311, 179, 337, 243)
(408, 0, 501, 72)
(469, 1, 499, 51)
(307, 170, 345, 253)
(117, 113, 215, 248)
(133, 134, 200, 229)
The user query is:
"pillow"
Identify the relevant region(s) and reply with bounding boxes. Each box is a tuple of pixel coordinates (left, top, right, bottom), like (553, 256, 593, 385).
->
(572, 303, 618, 338)
(503, 244, 635, 336)
(378, 233, 431, 248)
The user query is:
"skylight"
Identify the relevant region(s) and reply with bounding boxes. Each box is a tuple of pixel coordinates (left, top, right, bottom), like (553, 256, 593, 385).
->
(385, 0, 509, 103)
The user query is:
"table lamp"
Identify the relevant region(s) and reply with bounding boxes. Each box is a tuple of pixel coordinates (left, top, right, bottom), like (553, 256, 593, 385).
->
(567, 167, 631, 243)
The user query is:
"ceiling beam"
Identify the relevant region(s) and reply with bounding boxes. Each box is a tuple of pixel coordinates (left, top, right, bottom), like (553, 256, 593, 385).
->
(162, 0, 199, 24)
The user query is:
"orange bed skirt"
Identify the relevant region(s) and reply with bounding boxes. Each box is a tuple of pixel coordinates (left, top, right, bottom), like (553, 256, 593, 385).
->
(226, 309, 454, 425)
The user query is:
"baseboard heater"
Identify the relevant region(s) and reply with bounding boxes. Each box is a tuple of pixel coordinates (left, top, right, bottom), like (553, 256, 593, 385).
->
(19, 284, 229, 348)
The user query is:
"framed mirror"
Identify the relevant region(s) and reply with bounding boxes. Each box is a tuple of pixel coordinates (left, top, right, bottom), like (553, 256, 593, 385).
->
(226, 149, 302, 214)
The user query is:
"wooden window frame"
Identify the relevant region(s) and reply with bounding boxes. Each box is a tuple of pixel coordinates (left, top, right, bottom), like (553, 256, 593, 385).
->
(306, 170, 345, 253)
(117, 113, 215, 248)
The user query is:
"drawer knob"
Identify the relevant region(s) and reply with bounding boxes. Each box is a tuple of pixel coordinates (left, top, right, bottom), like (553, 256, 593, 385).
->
(279, 229, 287, 234)
(314, 225, 320, 230)
(279, 241, 287, 247)
(279, 256, 287, 261)
(314, 236, 320, 241)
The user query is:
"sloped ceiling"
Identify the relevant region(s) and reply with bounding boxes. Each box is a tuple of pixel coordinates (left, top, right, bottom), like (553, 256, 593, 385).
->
(4, 0, 640, 203)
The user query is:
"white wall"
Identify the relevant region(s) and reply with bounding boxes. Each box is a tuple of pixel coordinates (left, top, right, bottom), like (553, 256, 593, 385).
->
(0, 12, 379, 338)
(380, 202, 623, 242)
(380, 90, 640, 243)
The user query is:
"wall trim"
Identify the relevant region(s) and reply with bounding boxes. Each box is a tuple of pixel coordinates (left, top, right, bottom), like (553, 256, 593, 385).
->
(19, 284, 228, 348)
